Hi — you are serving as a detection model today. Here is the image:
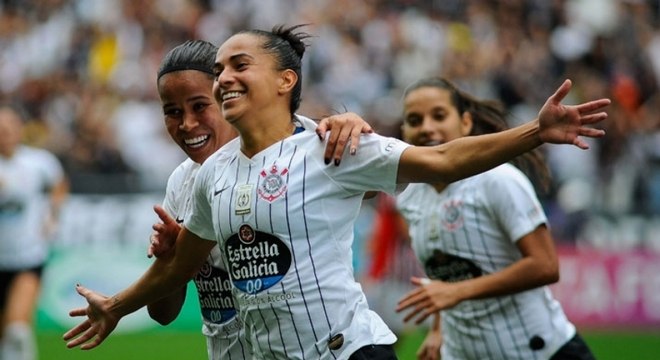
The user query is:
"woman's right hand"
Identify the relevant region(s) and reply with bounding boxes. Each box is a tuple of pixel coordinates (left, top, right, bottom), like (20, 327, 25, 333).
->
(63, 284, 120, 350)
(537, 79, 610, 149)
(417, 313, 443, 360)
(147, 205, 182, 259)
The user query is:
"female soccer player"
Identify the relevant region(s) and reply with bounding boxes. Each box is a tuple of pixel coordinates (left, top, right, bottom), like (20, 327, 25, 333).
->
(146, 39, 375, 359)
(395, 77, 596, 360)
(0, 104, 68, 360)
(64, 24, 609, 360)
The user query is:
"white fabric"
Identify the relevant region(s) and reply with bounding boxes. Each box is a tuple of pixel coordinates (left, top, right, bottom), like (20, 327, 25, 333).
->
(163, 158, 247, 359)
(185, 118, 408, 359)
(396, 163, 575, 360)
(0, 146, 64, 269)
(0, 322, 36, 360)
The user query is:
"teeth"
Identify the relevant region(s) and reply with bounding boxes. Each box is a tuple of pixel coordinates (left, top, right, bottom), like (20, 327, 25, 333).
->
(184, 135, 209, 148)
(222, 91, 242, 101)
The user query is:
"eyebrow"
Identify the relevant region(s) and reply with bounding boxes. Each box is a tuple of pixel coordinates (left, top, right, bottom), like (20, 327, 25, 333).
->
(213, 53, 254, 71)
(162, 95, 211, 109)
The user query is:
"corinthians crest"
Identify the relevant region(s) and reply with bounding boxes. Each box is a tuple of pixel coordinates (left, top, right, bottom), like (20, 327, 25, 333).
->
(258, 163, 288, 202)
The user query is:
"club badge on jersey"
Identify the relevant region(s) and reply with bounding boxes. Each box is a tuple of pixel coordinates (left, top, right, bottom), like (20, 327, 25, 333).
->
(258, 164, 288, 203)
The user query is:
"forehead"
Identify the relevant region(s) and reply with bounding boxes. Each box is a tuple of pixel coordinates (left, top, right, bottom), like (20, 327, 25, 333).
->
(215, 33, 266, 63)
(158, 70, 213, 92)
(404, 86, 453, 109)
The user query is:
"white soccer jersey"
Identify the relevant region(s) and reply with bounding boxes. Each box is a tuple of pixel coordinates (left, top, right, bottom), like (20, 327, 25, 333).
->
(185, 119, 408, 360)
(0, 146, 64, 270)
(396, 163, 575, 360)
(163, 158, 247, 360)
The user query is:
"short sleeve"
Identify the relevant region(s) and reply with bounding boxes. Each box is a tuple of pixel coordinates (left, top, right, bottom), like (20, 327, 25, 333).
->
(326, 134, 410, 196)
(184, 160, 216, 241)
(484, 165, 547, 243)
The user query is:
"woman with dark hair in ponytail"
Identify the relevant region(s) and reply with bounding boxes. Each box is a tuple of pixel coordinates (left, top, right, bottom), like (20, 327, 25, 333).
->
(395, 77, 595, 360)
(64, 25, 609, 360)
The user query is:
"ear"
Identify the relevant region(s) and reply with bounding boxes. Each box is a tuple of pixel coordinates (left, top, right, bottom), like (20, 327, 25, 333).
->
(277, 69, 298, 94)
(460, 111, 473, 136)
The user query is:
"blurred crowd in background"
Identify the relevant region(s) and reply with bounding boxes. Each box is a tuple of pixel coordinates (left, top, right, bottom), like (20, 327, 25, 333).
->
(2, 0, 659, 249)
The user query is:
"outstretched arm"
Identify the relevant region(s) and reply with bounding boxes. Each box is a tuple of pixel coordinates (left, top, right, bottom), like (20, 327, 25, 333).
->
(397, 79, 609, 184)
(63, 227, 215, 350)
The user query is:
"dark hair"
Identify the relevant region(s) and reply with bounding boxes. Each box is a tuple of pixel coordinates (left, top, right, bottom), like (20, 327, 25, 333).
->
(239, 24, 311, 116)
(403, 77, 552, 194)
(157, 40, 218, 81)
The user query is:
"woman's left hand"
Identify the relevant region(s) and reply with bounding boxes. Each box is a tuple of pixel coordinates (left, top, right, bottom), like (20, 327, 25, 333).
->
(396, 277, 462, 324)
(316, 112, 374, 166)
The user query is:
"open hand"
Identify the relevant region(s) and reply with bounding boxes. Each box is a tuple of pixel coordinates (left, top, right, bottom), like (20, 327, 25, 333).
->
(396, 277, 461, 324)
(63, 284, 119, 350)
(538, 79, 610, 149)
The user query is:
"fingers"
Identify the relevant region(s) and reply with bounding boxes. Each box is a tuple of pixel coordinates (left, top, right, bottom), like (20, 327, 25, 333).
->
(316, 119, 329, 141)
(81, 333, 106, 350)
(66, 327, 98, 349)
(579, 112, 608, 126)
(576, 98, 611, 115)
(548, 79, 572, 105)
(68, 307, 88, 317)
(349, 125, 362, 156)
(402, 299, 433, 323)
(63, 319, 91, 341)
(578, 127, 605, 138)
(322, 124, 341, 165)
(396, 289, 423, 312)
(410, 277, 431, 286)
(330, 125, 353, 165)
(153, 205, 175, 225)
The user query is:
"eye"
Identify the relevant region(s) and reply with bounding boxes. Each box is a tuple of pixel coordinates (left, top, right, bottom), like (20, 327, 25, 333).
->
(432, 111, 447, 121)
(163, 108, 182, 117)
(193, 102, 209, 112)
(404, 114, 422, 127)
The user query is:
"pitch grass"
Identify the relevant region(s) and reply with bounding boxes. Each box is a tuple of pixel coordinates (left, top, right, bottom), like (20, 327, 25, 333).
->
(39, 328, 660, 360)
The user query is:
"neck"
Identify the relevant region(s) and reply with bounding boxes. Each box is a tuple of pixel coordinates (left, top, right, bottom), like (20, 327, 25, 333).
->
(237, 111, 295, 158)
(432, 183, 448, 193)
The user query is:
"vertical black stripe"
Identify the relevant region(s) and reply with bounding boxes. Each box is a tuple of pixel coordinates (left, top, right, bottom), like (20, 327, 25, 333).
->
(456, 185, 498, 359)
(256, 299, 276, 358)
(471, 183, 521, 359)
(442, 186, 478, 359)
(291, 149, 336, 358)
(278, 146, 312, 358)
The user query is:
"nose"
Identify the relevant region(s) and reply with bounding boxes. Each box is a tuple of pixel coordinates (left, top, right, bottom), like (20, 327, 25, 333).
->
(419, 116, 436, 134)
(179, 112, 198, 131)
(216, 68, 234, 88)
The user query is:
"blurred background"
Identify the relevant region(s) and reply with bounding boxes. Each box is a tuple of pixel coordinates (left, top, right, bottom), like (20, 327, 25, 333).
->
(2, 0, 659, 359)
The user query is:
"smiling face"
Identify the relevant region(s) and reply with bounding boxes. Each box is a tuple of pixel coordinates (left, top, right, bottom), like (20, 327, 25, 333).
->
(212, 33, 293, 126)
(401, 86, 473, 146)
(158, 69, 237, 164)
